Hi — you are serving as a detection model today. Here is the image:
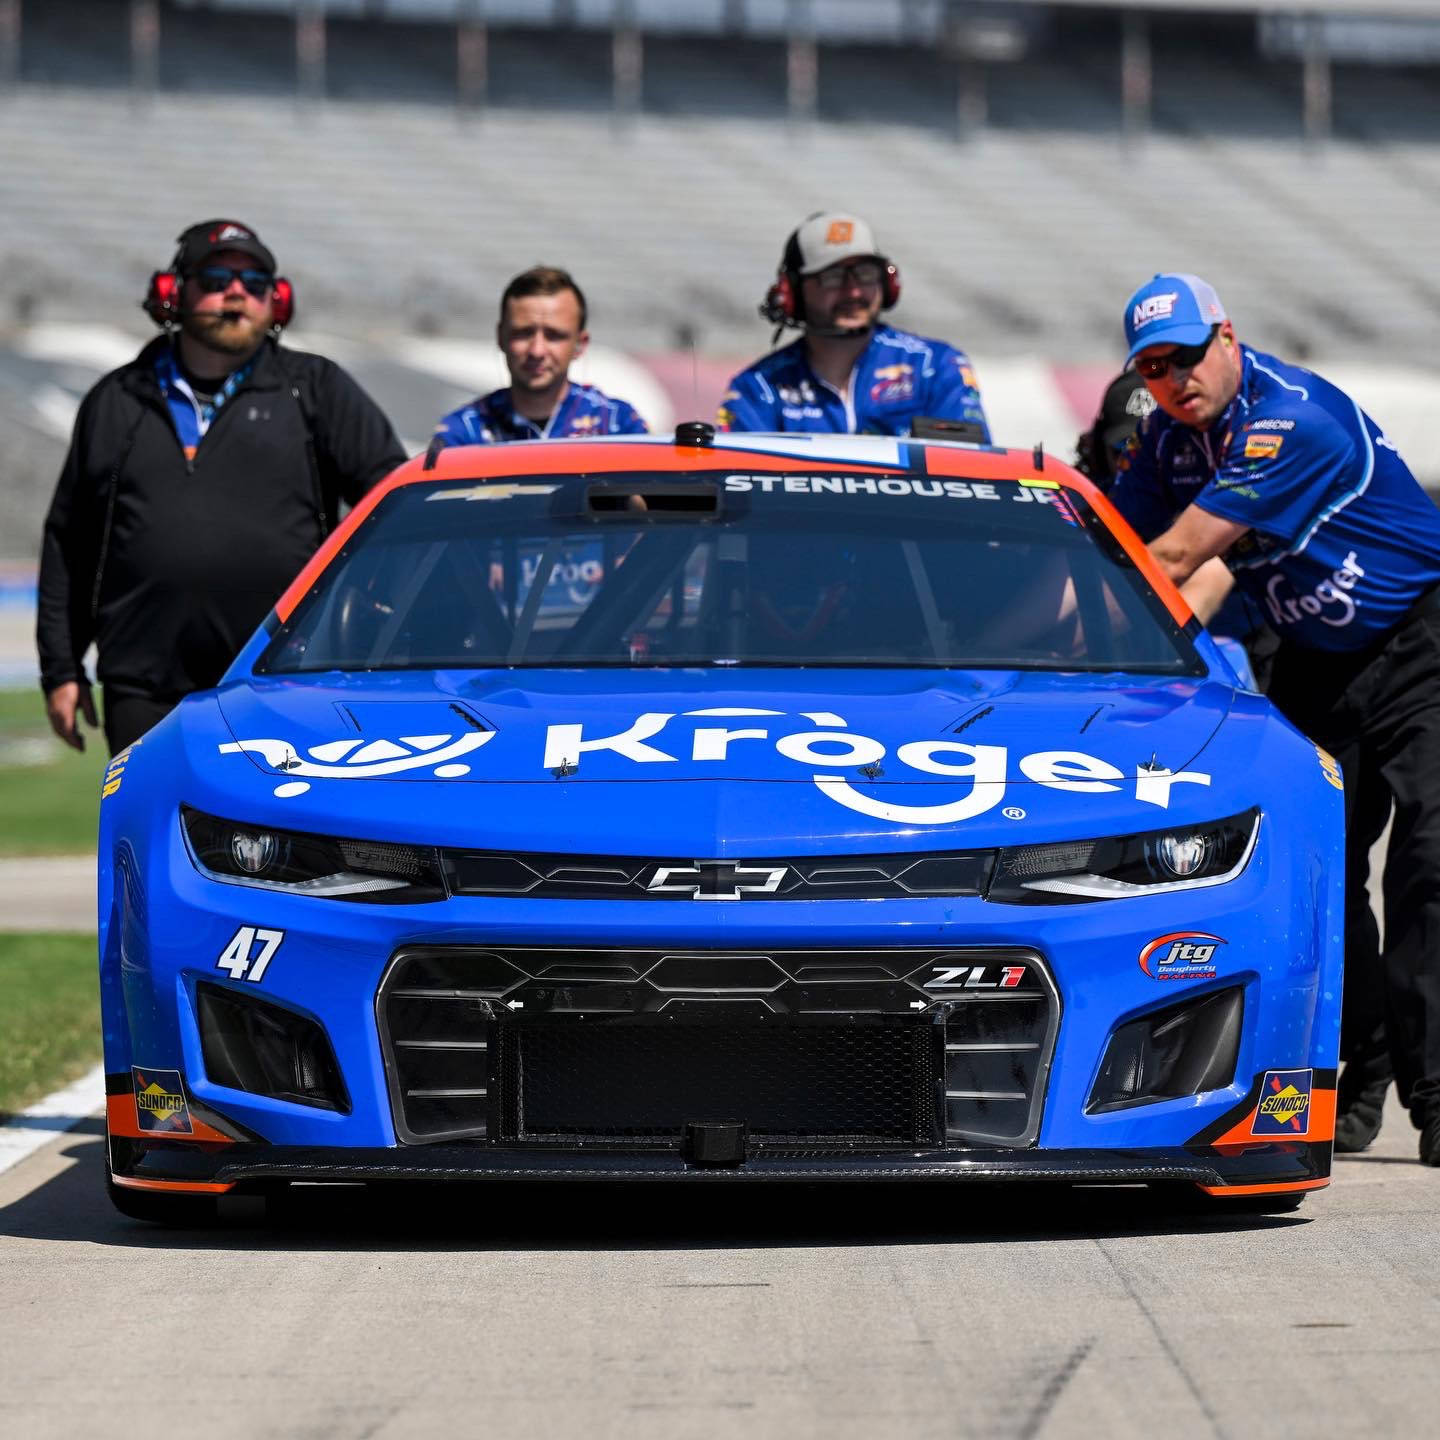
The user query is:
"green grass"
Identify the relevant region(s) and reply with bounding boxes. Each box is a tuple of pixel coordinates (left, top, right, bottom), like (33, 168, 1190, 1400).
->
(0, 688, 105, 855)
(0, 932, 101, 1118)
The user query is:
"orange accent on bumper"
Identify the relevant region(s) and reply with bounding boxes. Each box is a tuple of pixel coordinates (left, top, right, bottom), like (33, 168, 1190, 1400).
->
(1210, 1086, 1336, 1150)
(1198, 1178, 1330, 1198)
(106, 1094, 235, 1145)
(110, 1174, 234, 1195)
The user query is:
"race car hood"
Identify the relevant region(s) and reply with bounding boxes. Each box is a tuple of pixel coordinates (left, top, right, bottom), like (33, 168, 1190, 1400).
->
(200, 669, 1245, 851)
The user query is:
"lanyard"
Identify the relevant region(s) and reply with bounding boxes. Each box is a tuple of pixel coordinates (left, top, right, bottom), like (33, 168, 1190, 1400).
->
(155, 346, 257, 460)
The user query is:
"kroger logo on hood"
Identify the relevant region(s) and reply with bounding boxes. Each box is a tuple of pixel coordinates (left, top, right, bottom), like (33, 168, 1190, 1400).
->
(218, 709, 1212, 825)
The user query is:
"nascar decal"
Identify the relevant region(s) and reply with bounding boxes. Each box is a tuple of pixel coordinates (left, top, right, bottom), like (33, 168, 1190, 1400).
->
(219, 710, 1211, 826)
(1139, 932, 1225, 981)
(132, 1067, 193, 1135)
(1252, 1069, 1313, 1137)
(218, 731, 495, 797)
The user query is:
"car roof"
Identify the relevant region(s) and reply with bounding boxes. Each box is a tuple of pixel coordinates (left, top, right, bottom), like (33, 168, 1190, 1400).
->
(273, 433, 1193, 630)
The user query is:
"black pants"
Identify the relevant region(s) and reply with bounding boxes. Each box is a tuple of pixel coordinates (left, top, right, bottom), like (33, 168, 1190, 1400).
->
(1268, 602, 1440, 1122)
(103, 692, 176, 755)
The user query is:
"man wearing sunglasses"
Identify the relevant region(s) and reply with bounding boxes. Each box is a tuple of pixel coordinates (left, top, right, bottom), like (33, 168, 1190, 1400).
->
(1109, 272, 1440, 1168)
(37, 218, 404, 756)
(716, 212, 989, 439)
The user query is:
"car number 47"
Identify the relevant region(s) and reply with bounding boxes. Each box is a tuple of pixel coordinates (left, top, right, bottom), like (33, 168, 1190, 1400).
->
(216, 926, 284, 983)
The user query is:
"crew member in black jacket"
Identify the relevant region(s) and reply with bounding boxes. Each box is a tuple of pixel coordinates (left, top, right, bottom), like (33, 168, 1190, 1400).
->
(38, 219, 405, 754)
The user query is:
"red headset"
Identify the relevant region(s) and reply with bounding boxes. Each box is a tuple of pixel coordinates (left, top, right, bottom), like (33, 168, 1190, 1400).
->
(759, 227, 901, 329)
(143, 268, 294, 329)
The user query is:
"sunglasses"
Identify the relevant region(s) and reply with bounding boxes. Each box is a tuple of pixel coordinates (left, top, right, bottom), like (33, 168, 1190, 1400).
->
(192, 266, 274, 298)
(1134, 326, 1219, 381)
(812, 260, 883, 291)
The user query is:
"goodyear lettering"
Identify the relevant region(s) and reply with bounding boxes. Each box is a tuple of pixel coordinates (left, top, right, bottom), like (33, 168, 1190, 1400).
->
(1315, 746, 1344, 791)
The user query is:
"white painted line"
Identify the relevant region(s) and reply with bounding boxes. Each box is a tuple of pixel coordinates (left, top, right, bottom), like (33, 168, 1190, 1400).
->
(0, 1063, 105, 1176)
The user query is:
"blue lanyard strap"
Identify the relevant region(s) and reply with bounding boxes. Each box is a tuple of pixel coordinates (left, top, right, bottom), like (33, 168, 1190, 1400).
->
(154, 345, 257, 456)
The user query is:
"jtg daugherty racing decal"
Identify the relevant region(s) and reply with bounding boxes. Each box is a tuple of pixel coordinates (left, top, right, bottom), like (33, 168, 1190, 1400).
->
(218, 708, 1210, 824)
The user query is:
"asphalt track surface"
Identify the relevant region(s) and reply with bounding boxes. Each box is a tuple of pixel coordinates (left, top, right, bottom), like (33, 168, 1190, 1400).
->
(0, 1089, 1435, 1440)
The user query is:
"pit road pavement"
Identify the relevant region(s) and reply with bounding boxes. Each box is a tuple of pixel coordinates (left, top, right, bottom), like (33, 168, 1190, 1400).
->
(1, 1092, 1435, 1439)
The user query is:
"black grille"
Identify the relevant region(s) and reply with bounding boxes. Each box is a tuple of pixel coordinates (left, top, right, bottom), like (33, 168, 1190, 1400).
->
(442, 849, 991, 900)
(495, 1018, 939, 1149)
(378, 945, 1057, 1149)
(944, 997, 1054, 1145)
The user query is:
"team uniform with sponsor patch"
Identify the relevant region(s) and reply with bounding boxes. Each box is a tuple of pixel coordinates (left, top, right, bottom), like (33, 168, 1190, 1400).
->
(435, 383, 648, 445)
(1111, 343, 1440, 1141)
(716, 326, 990, 439)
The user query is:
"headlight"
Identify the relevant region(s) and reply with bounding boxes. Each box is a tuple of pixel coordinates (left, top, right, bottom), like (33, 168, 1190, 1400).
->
(987, 809, 1258, 904)
(182, 808, 446, 903)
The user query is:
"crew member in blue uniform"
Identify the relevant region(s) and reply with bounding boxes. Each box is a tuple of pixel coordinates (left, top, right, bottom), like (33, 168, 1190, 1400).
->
(716, 212, 989, 439)
(435, 266, 648, 444)
(1110, 272, 1440, 1165)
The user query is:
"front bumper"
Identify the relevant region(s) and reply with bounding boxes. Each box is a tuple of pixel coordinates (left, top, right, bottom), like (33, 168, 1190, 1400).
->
(102, 805, 1341, 1200)
(110, 1131, 1332, 1192)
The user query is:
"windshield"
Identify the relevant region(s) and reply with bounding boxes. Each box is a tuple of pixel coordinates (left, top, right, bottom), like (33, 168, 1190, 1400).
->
(258, 470, 1202, 674)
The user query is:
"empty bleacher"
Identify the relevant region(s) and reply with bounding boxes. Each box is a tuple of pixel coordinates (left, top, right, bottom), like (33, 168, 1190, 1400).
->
(1, 1, 1438, 361)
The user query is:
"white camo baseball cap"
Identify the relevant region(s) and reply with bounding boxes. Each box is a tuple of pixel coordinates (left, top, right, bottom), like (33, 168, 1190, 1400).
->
(791, 212, 883, 275)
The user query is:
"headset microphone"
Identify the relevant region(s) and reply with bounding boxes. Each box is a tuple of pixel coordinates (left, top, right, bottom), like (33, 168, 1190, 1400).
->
(758, 226, 900, 344)
(143, 270, 295, 331)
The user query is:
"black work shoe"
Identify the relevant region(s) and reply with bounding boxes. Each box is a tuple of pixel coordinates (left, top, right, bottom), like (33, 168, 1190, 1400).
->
(1420, 1112, 1440, 1167)
(1334, 1076, 1388, 1154)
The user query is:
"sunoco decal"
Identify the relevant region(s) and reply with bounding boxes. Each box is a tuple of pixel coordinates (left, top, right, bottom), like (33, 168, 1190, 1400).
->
(218, 709, 1211, 825)
(1251, 1069, 1313, 1137)
(1138, 931, 1225, 981)
(132, 1067, 193, 1135)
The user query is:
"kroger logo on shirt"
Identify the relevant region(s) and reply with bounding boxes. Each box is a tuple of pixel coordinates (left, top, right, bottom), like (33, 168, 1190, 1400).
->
(1133, 293, 1179, 329)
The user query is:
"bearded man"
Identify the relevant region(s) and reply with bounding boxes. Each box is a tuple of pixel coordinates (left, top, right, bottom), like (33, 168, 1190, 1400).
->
(37, 219, 404, 753)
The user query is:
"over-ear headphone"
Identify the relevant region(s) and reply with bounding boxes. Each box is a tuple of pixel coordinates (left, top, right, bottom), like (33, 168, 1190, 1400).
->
(759, 228, 901, 329)
(143, 267, 295, 330)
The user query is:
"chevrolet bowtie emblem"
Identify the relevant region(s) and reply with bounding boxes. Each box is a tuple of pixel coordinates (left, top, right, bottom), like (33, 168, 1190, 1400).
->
(647, 860, 788, 900)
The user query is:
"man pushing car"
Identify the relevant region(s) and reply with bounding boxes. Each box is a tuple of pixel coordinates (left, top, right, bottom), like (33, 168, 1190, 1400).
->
(1108, 272, 1440, 1166)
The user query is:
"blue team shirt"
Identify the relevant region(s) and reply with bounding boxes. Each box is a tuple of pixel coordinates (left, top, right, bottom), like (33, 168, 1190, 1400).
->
(436, 382, 648, 445)
(1110, 347, 1440, 652)
(716, 325, 990, 440)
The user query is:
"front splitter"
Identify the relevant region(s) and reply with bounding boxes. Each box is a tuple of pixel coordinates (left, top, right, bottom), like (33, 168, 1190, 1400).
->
(115, 1138, 1330, 1192)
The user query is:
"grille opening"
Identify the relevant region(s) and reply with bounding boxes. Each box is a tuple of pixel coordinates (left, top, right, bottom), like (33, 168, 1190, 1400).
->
(198, 983, 349, 1113)
(496, 1017, 941, 1150)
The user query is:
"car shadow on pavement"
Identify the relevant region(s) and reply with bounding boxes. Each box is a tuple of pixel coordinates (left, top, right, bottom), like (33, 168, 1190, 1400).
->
(1, 1125, 1311, 1252)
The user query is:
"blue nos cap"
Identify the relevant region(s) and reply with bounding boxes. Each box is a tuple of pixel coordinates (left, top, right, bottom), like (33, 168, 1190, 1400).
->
(1123, 273, 1228, 362)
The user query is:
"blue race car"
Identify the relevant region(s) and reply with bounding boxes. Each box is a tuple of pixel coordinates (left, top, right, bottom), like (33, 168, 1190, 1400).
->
(99, 429, 1342, 1221)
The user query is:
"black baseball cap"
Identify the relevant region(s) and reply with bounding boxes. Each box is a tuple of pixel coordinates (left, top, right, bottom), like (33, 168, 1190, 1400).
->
(172, 219, 277, 275)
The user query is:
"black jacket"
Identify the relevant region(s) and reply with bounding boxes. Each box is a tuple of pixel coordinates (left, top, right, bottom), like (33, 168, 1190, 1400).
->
(37, 336, 405, 699)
